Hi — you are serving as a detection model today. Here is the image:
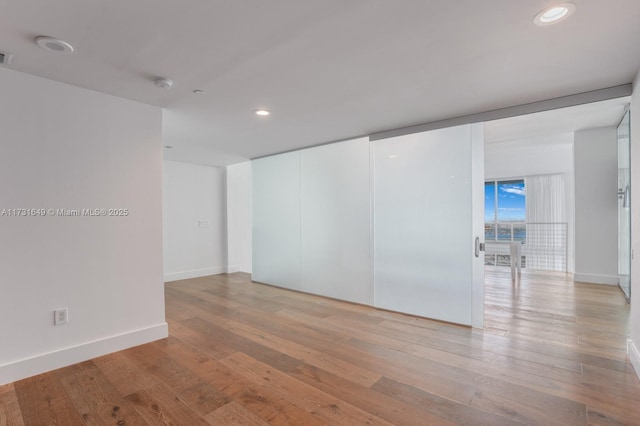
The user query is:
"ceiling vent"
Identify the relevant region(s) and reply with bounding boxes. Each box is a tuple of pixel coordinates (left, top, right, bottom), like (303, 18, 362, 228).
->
(0, 51, 14, 65)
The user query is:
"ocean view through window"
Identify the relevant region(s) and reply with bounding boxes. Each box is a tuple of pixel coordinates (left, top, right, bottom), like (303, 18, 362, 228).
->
(485, 180, 526, 266)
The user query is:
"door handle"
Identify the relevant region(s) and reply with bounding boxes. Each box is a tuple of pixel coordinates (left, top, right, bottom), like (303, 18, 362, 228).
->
(475, 237, 485, 258)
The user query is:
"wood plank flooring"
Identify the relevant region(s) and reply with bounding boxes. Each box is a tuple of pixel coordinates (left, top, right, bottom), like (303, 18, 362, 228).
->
(2, 268, 639, 425)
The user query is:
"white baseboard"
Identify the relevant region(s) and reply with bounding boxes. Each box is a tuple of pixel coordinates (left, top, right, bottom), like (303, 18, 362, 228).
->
(629, 339, 640, 381)
(0, 323, 168, 386)
(226, 265, 241, 274)
(574, 273, 618, 285)
(227, 264, 252, 273)
(164, 266, 227, 282)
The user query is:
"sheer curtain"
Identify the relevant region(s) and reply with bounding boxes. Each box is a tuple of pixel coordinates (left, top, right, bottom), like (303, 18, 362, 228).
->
(525, 174, 568, 271)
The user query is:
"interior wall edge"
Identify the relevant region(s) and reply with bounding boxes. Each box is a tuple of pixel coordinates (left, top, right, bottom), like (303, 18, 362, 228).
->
(628, 339, 640, 381)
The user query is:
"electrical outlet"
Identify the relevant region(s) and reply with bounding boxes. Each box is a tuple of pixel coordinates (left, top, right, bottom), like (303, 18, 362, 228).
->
(54, 308, 68, 326)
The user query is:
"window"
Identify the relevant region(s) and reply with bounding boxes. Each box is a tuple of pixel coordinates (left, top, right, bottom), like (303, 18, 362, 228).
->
(486, 180, 525, 222)
(485, 179, 526, 266)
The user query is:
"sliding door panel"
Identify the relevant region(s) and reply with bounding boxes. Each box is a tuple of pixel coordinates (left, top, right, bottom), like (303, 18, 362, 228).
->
(373, 124, 483, 325)
(617, 110, 631, 300)
(301, 138, 372, 304)
(252, 152, 301, 290)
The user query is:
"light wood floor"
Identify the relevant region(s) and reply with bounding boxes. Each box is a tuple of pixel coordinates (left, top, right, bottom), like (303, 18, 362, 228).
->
(2, 269, 639, 425)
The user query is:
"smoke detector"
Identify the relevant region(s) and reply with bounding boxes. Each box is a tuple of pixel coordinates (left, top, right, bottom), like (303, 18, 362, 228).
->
(154, 77, 173, 89)
(0, 51, 14, 65)
(35, 36, 74, 54)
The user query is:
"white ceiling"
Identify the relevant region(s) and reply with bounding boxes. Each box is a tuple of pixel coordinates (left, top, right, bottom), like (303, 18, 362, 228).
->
(1, 0, 639, 165)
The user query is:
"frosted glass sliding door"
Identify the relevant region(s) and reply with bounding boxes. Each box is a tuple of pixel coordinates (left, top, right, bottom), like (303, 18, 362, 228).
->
(252, 152, 301, 290)
(252, 137, 371, 302)
(373, 124, 484, 326)
(617, 110, 631, 300)
(301, 138, 372, 304)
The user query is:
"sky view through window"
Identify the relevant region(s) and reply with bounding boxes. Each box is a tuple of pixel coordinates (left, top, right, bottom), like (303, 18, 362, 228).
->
(485, 180, 525, 222)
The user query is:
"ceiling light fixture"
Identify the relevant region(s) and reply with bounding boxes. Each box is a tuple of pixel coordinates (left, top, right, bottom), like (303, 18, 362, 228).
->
(192, 89, 205, 94)
(254, 109, 270, 116)
(533, 3, 576, 26)
(154, 77, 173, 89)
(35, 36, 74, 54)
(164, 145, 174, 149)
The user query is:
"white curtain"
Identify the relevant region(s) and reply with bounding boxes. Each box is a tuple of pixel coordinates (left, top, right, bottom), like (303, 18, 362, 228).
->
(525, 174, 568, 271)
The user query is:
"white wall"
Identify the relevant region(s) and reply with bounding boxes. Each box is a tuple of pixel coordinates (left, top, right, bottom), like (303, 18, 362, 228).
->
(0, 68, 166, 385)
(484, 134, 575, 273)
(574, 127, 618, 284)
(163, 161, 227, 281)
(226, 161, 252, 273)
(629, 69, 640, 379)
(485, 133, 574, 179)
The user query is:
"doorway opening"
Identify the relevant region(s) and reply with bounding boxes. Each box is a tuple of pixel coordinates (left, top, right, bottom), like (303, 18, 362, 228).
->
(482, 96, 631, 306)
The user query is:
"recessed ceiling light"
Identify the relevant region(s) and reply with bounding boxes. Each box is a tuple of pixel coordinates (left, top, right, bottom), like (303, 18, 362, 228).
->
(35, 36, 74, 54)
(388, 154, 398, 159)
(164, 145, 174, 149)
(192, 89, 205, 94)
(254, 109, 270, 116)
(154, 77, 173, 89)
(533, 3, 576, 26)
